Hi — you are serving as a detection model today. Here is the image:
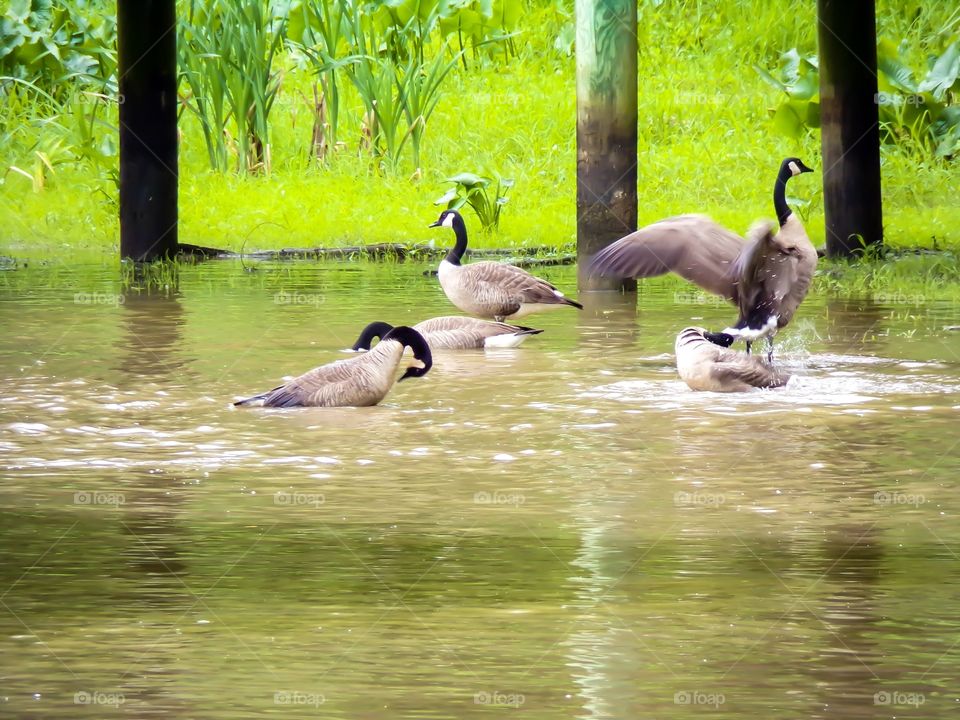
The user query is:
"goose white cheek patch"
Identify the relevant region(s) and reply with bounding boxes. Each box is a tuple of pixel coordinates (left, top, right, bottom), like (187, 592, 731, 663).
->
(441, 214, 455, 228)
(788, 161, 800, 176)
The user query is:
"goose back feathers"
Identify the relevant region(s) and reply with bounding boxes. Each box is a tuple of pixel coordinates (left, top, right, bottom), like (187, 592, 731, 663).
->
(588, 158, 816, 346)
(235, 326, 432, 408)
(431, 210, 582, 320)
(675, 327, 790, 392)
(353, 317, 543, 351)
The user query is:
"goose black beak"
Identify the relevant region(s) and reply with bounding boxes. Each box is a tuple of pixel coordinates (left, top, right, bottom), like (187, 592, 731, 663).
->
(428, 220, 441, 228)
(798, 161, 814, 173)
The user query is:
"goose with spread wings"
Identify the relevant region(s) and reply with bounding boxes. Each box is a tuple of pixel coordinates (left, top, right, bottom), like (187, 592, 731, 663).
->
(588, 157, 817, 361)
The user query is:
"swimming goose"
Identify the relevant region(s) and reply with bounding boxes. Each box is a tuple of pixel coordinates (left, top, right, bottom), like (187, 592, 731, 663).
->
(234, 326, 431, 407)
(429, 209, 583, 321)
(675, 327, 790, 392)
(588, 157, 817, 360)
(352, 317, 543, 351)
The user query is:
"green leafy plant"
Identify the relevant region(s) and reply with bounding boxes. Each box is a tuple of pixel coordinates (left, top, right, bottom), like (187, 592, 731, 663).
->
(288, 0, 349, 160)
(434, 171, 514, 232)
(0, 0, 117, 100)
(334, 4, 460, 173)
(178, 0, 288, 174)
(757, 39, 960, 157)
(1, 76, 117, 195)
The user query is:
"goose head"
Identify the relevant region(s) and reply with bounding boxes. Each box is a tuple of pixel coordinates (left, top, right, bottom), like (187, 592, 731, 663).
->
(429, 210, 469, 264)
(782, 157, 814, 177)
(775, 158, 814, 226)
(429, 209, 464, 230)
(676, 327, 736, 350)
(703, 330, 736, 347)
(383, 326, 433, 382)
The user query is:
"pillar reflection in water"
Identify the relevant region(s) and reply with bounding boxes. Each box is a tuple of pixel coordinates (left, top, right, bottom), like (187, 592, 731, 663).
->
(577, 290, 638, 351)
(112, 280, 192, 715)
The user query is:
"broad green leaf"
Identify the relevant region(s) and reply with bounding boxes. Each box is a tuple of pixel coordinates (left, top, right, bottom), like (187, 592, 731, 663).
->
(446, 172, 488, 187)
(754, 64, 787, 93)
(434, 187, 459, 205)
(787, 60, 818, 101)
(780, 48, 801, 84)
(9, 0, 31, 23)
(99, 134, 117, 157)
(772, 101, 805, 138)
(877, 38, 918, 93)
(918, 40, 960, 100)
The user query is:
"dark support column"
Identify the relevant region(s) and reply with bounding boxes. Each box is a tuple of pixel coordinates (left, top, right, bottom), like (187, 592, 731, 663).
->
(817, 0, 883, 257)
(118, 0, 179, 261)
(575, 0, 638, 291)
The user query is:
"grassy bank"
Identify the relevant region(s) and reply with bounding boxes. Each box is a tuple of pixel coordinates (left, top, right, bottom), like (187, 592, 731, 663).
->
(1, 0, 958, 261)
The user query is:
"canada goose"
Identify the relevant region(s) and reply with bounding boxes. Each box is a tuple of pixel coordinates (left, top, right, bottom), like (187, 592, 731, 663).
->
(234, 326, 431, 408)
(352, 317, 543, 351)
(588, 157, 817, 360)
(675, 327, 790, 392)
(429, 209, 583, 321)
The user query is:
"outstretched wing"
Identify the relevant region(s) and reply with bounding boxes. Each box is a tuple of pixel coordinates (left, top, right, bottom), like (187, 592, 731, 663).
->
(586, 214, 745, 301)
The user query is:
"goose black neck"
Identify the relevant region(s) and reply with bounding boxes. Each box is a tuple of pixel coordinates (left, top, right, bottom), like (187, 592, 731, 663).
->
(352, 321, 394, 351)
(384, 326, 433, 380)
(444, 220, 468, 266)
(774, 165, 793, 227)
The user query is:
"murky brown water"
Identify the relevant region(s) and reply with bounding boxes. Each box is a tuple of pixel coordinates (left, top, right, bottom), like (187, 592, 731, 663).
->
(1, 261, 959, 718)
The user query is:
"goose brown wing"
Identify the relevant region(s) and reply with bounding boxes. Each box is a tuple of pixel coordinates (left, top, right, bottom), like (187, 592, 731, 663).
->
(465, 261, 575, 307)
(710, 358, 790, 389)
(587, 214, 745, 301)
(262, 355, 370, 407)
(416, 316, 537, 346)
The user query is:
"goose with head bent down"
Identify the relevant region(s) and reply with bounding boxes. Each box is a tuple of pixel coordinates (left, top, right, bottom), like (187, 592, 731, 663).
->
(352, 317, 543, 351)
(429, 209, 583, 321)
(234, 326, 432, 408)
(675, 327, 790, 392)
(588, 157, 817, 361)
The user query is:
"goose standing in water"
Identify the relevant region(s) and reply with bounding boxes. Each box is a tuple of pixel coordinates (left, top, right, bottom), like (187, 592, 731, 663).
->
(234, 326, 432, 408)
(588, 158, 817, 361)
(352, 317, 543, 351)
(675, 327, 790, 392)
(429, 209, 582, 321)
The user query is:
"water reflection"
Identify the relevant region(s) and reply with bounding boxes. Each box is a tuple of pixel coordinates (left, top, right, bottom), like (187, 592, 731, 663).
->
(115, 289, 188, 381)
(0, 261, 959, 719)
(577, 290, 639, 350)
(822, 297, 890, 355)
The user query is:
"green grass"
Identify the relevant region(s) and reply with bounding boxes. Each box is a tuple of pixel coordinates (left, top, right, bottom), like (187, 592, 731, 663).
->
(1, 0, 958, 262)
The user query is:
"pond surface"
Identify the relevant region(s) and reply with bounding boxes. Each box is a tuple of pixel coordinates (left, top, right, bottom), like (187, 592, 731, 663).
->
(1, 260, 959, 718)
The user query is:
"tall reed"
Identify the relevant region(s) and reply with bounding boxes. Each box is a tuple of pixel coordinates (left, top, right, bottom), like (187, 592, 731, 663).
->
(178, 0, 287, 173)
